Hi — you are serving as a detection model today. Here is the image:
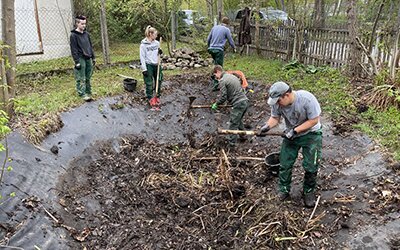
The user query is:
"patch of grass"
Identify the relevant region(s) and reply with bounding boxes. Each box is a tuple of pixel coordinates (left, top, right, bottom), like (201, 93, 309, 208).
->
(355, 107, 400, 161)
(225, 54, 354, 117)
(16, 41, 173, 75)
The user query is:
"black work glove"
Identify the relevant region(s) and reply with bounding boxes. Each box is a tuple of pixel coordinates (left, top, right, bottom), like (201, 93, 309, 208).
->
(283, 128, 297, 140)
(257, 124, 270, 137)
(158, 48, 163, 55)
(142, 71, 148, 77)
(92, 59, 96, 66)
(75, 63, 81, 70)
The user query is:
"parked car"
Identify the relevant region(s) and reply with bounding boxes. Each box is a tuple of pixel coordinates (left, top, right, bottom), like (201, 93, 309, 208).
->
(177, 10, 207, 35)
(178, 10, 206, 26)
(234, 8, 293, 24)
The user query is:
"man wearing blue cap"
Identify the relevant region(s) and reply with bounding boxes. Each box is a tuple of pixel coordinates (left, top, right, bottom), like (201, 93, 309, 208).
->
(259, 81, 322, 208)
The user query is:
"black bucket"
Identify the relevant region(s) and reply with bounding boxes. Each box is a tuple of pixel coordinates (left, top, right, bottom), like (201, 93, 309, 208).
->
(265, 152, 280, 176)
(123, 78, 137, 92)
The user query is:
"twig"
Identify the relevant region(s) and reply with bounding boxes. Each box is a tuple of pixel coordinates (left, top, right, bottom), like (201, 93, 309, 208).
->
(42, 205, 59, 224)
(307, 195, 321, 223)
(275, 236, 297, 242)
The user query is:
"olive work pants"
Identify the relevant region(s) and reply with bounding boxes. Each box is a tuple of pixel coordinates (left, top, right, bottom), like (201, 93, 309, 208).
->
(279, 131, 322, 194)
(208, 48, 224, 90)
(228, 100, 248, 145)
(143, 63, 163, 100)
(74, 57, 93, 97)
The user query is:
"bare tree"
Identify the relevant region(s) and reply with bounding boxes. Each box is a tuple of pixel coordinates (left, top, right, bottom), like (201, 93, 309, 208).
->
(1, 0, 16, 115)
(100, 0, 110, 65)
(347, 0, 363, 78)
(313, 0, 325, 28)
(217, 0, 223, 22)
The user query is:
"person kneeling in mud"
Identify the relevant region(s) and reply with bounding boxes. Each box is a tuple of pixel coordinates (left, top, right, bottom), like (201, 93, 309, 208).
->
(211, 65, 249, 147)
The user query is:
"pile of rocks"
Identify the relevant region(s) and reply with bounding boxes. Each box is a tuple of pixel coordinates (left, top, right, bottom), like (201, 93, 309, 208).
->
(161, 48, 213, 70)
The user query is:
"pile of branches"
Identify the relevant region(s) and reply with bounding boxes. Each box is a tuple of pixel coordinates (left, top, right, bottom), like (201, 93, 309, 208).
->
(60, 136, 337, 249)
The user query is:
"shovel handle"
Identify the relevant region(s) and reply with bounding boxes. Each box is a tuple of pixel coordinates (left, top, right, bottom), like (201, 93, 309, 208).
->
(191, 105, 232, 108)
(117, 74, 134, 79)
(217, 128, 283, 136)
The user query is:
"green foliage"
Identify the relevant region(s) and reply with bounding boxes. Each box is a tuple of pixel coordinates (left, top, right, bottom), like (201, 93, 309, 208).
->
(355, 107, 400, 160)
(0, 109, 11, 198)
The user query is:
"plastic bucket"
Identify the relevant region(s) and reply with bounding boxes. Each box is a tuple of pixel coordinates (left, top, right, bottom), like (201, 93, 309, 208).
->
(123, 78, 137, 92)
(265, 152, 280, 176)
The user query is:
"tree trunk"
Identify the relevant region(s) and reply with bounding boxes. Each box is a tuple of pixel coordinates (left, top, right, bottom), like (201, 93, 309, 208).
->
(255, 1, 260, 55)
(171, 11, 176, 51)
(389, 3, 400, 80)
(347, 0, 362, 78)
(217, 0, 223, 22)
(1, 0, 16, 115)
(206, 0, 214, 22)
(280, 0, 286, 12)
(100, 0, 110, 65)
(312, 0, 325, 28)
(333, 0, 342, 16)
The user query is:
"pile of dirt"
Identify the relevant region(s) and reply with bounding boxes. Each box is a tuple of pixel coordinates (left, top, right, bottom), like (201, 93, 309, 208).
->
(57, 136, 337, 249)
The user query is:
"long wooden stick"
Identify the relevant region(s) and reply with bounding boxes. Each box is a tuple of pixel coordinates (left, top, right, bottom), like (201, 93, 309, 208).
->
(155, 37, 162, 96)
(117, 74, 134, 79)
(218, 128, 283, 136)
(193, 156, 264, 161)
(191, 104, 232, 108)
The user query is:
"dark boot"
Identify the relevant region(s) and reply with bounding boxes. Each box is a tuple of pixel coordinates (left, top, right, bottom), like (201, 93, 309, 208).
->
(304, 192, 316, 208)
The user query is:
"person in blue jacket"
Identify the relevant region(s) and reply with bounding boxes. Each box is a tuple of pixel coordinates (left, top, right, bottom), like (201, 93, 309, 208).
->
(207, 17, 236, 91)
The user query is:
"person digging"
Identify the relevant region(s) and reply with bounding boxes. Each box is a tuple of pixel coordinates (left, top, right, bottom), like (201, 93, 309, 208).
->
(259, 81, 322, 208)
(211, 65, 249, 147)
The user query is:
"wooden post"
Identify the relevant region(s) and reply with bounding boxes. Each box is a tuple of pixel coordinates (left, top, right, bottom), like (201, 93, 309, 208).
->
(100, 0, 111, 65)
(1, 0, 16, 115)
(171, 10, 176, 50)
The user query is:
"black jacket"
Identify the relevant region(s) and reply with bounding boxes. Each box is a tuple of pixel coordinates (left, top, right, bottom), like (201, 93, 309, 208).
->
(70, 30, 95, 64)
(239, 7, 251, 46)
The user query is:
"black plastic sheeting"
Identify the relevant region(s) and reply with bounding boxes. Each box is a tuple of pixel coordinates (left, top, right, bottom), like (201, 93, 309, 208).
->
(0, 87, 215, 249)
(0, 84, 399, 249)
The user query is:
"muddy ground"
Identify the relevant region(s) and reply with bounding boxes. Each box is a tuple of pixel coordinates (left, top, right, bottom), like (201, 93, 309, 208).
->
(51, 74, 399, 249)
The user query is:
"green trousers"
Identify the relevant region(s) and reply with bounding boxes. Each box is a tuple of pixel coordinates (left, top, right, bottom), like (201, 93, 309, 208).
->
(74, 57, 93, 96)
(279, 131, 322, 194)
(143, 63, 163, 100)
(208, 48, 224, 90)
(228, 100, 248, 145)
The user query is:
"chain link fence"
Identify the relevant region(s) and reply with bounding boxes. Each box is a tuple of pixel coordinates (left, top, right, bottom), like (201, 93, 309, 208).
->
(13, 6, 73, 63)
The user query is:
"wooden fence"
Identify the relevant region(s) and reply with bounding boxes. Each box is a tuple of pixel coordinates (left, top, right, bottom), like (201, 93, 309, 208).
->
(232, 23, 398, 71)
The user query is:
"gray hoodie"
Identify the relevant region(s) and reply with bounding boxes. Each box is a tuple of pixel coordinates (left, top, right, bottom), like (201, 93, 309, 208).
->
(140, 38, 160, 72)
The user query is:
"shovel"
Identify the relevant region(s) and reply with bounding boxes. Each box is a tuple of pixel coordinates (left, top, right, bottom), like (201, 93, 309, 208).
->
(149, 37, 162, 108)
(217, 128, 283, 136)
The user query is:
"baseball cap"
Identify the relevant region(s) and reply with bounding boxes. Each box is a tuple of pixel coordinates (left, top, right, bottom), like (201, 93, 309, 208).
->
(267, 81, 290, 105)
